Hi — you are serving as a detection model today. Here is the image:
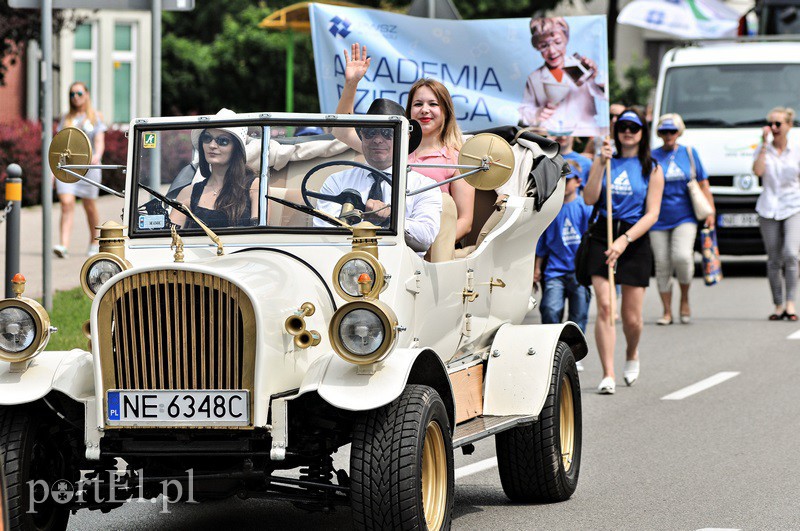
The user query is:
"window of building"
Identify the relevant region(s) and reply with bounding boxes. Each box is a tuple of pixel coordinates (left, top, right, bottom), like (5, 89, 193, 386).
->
(72, 22, 97, 96)
(112, 23, 136, 124)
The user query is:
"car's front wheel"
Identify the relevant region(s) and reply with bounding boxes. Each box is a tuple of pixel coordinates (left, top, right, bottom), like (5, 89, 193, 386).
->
(350, 384, 454, 530)
(495, 340, 582, 503)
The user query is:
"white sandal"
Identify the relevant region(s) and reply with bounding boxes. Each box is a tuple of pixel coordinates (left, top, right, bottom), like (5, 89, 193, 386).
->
(598, 377, 615, 394)
(624, 359, 640, 386)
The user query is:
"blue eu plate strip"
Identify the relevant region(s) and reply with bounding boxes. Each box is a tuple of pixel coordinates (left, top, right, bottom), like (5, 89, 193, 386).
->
(107, 391, 120, 421)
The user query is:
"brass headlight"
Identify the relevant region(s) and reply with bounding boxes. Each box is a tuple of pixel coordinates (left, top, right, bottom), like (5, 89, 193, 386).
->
(0, 298, 51, 363)
(332, 251, 386, 301)
(80, 252, 130, 299)
(329, 299, 398, 365)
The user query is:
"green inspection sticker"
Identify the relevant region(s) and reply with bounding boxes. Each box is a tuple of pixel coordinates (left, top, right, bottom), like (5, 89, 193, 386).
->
(143, 132, 157, 148)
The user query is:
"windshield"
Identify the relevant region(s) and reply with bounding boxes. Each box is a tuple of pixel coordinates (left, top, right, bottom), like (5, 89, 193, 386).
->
(130, 120, 404, 238)
(660, 64, 800, 127)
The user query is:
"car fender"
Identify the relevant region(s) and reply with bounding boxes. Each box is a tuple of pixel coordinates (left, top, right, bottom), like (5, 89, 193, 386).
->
(297, 348, 455, 430)
(483, 322, 587, 417)
(0, 349, 94, 405)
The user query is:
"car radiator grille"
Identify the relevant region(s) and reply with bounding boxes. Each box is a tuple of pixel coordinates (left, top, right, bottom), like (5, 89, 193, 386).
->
(97, 270, 256, 391)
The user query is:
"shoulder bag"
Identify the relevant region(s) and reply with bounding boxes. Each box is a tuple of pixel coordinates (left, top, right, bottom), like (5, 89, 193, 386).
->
(574, 205, 599, 287)
(685, 146, 714, 221)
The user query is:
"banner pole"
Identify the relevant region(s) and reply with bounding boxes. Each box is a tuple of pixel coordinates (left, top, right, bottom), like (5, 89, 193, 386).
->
(605, 151, 616, 327)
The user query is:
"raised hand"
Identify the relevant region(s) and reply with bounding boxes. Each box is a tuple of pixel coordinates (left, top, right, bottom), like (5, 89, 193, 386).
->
(344, 43, 371, 84)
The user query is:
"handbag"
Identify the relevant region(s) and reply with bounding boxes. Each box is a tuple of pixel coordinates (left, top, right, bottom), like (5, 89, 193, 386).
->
(574, 205, 599, 287)
(685, 146, 714, 221)
(700, 226, 723, 286)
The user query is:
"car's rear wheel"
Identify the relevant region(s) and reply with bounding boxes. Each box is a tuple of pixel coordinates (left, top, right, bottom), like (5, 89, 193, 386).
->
(0, 406, 74, 531)
(350, 384, 453, 530)
(495, 340, 582, 502)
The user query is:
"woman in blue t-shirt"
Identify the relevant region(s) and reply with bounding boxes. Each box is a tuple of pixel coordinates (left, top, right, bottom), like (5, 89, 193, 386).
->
(583, 108, 665, 395)
(651, 113, 715, 326)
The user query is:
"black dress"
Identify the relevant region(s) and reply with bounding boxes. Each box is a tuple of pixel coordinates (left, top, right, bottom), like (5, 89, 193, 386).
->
(185, 179, 253, 228)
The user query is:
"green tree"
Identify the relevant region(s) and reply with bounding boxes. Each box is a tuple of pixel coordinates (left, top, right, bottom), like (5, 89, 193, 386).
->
(609, 59, 656, 108)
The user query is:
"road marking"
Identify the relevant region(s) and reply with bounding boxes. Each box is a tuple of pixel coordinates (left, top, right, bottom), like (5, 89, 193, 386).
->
(788, 329, 800, 340)
(455, 457, 497, 480)
(696, 528, 741, 531)
(662, 372, 740, 401)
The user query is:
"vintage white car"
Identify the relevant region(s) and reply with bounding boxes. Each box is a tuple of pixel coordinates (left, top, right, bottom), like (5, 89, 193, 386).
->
(0, 111, 586, 530)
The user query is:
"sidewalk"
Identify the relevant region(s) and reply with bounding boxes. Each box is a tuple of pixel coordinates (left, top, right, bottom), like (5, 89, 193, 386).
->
(0, 194, 126, 300)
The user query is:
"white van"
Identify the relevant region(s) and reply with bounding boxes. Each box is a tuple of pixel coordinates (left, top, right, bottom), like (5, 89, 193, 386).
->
(651, 40, 800, 255)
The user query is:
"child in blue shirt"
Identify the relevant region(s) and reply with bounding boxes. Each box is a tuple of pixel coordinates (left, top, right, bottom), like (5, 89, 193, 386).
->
(535, 161, 594, 368)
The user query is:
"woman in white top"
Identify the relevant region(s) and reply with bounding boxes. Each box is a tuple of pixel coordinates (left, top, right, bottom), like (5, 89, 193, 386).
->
(752, 106, 800, 321)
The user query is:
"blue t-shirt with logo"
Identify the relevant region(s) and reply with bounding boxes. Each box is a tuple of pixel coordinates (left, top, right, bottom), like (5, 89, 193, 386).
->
(651, 145, 707, 230)
(598, 156, 652, 224)
(536, 196, 593, 280)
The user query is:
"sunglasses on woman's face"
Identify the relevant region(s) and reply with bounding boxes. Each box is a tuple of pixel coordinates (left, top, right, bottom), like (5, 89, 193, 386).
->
(659, 129, 679, 136)
(617, 122, 642, 134)
(359, 128, 394, 140)
(768, 121, 785, 128)
(199, 132, 234, 147)
(69, 91, 84, 98)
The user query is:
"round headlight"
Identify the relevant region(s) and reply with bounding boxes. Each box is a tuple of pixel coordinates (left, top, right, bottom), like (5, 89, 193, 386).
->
(329, 300, 398, 365)
(0, 306, 36, 353)
(80, 253, 130, 299)
(338, 259, 376, 298)
(340, 308, 384, 355)
(332, 251, 386, 301)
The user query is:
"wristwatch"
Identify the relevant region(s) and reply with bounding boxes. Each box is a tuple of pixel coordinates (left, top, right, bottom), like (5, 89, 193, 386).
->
(623, 233, 633, 244)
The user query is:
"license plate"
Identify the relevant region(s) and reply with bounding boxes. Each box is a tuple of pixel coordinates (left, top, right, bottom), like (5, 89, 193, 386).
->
(107, 390, 249, 426)
(718, 213, 759, 228)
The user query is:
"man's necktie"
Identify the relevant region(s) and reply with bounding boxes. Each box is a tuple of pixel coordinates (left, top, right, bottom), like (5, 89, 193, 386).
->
(367, 174, 384, 202)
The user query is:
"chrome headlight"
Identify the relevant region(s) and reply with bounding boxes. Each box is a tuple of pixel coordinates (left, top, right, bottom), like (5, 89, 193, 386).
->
(0, 299, 51, 362)
(80, 253, 130, 299)
(329, 300, 398, 365)
(332, 251, 386, 301)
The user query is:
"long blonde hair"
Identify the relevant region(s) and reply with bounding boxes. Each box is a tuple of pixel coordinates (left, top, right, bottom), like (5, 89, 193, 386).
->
(64, 81, 98, 126)
(405, 78, 463, 152)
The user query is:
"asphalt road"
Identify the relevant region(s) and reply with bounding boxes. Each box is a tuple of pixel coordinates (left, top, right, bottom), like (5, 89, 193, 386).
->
(67, 260, 800, 530)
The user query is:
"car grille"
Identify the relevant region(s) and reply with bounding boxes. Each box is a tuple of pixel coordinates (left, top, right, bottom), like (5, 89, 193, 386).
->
(96, 270, 256, 391)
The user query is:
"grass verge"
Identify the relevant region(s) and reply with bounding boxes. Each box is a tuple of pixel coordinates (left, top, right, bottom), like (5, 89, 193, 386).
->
(44, 287, 92, 351)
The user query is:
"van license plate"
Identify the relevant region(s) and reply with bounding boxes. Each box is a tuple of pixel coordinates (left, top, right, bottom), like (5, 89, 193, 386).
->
(718, 213, 759, 228)
(107, 390, 249, 426)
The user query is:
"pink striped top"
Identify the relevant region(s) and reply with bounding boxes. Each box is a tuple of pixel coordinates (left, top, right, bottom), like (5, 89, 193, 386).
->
(408, 147, 460, 194)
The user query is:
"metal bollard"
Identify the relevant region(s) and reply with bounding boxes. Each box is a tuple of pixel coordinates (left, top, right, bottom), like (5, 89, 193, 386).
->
(5, 164, 22, 299)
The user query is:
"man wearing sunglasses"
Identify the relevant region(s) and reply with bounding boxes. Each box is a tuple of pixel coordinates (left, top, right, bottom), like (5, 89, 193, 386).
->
(315, 99, 441, 255)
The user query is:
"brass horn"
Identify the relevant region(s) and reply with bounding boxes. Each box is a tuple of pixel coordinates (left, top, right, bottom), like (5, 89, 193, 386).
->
(294, 329, 322, 349)
(284, 302, 316, 337)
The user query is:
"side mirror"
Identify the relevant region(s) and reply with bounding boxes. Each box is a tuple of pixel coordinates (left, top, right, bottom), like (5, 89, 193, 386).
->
(49, 127, 92, 183)
(458, 133, 514, 190)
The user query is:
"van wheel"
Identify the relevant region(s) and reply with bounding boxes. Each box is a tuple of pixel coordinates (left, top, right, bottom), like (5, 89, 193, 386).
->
(0, 406, 73, 531)
(350, 385, 454, 530)
(495, 341, 582, 502)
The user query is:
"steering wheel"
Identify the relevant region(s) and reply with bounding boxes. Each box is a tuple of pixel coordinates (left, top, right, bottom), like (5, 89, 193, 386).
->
(300, 160, 392, 211)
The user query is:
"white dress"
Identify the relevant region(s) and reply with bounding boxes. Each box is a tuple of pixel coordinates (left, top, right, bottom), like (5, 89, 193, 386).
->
(55, 113, 107, 199)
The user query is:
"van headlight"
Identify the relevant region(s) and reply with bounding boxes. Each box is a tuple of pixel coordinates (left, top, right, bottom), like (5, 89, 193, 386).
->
(0, 299, 51, 362)
(330, 300, 398, 365)
(80, 253, 130, 299)
(332, 251, 386, 301)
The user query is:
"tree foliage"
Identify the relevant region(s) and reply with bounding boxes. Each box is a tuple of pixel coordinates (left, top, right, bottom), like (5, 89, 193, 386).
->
(162, 0, 564, 116)
(609, 59, 656, 108)
(0, 7, 79, 86)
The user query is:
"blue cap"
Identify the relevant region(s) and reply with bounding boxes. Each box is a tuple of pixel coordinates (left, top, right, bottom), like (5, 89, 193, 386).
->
(565, 164, 581, 180)
(657, 118, 678, 132)
(295, 126, 324, 137)
(617, 111, 643, 127)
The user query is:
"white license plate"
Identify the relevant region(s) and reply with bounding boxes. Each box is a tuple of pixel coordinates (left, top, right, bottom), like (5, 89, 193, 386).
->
(107, 390, 249, 426)
(718, 213, 759, 228)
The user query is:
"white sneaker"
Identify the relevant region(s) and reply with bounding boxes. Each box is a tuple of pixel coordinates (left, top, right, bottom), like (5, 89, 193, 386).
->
(624, 359, 640, 386)
(598, 377, 615, 394)
(575, 360, 585, 372)
(53, 244, 68, 258)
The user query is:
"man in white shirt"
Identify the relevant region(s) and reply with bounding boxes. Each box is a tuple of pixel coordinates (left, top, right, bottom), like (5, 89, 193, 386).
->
(316, 99, 442, 254)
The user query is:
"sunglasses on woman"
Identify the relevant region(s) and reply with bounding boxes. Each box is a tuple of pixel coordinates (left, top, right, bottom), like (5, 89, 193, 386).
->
(359, 128, 394, 140)
(199, 132, 234, 147)
(617, 122, 642, 134)
(69, 91, 84, 98)
(767, 121, 785, 128)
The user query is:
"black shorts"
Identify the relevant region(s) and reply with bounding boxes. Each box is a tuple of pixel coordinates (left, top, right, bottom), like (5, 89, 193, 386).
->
(586, 216, 652, 287)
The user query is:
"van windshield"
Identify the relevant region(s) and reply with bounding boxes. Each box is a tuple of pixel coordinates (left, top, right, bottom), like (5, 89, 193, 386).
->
(661, 64, 800, 127)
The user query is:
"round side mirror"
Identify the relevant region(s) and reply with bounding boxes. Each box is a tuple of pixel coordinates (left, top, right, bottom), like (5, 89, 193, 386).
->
(458, 133, 514, 190)
(49, 127, 92, 183)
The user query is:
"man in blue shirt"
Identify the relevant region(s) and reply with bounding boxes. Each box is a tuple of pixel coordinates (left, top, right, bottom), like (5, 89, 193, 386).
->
(534, 161, 594, 370)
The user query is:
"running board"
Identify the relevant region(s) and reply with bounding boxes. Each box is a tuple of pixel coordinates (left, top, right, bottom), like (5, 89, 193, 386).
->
(452, 415, 536, 448)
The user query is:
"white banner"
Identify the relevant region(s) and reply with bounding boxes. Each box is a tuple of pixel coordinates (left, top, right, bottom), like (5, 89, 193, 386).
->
(310, 5, 610, 136)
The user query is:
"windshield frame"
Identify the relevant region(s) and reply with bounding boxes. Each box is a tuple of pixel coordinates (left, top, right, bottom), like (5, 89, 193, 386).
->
(127, 114, 408, 240)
